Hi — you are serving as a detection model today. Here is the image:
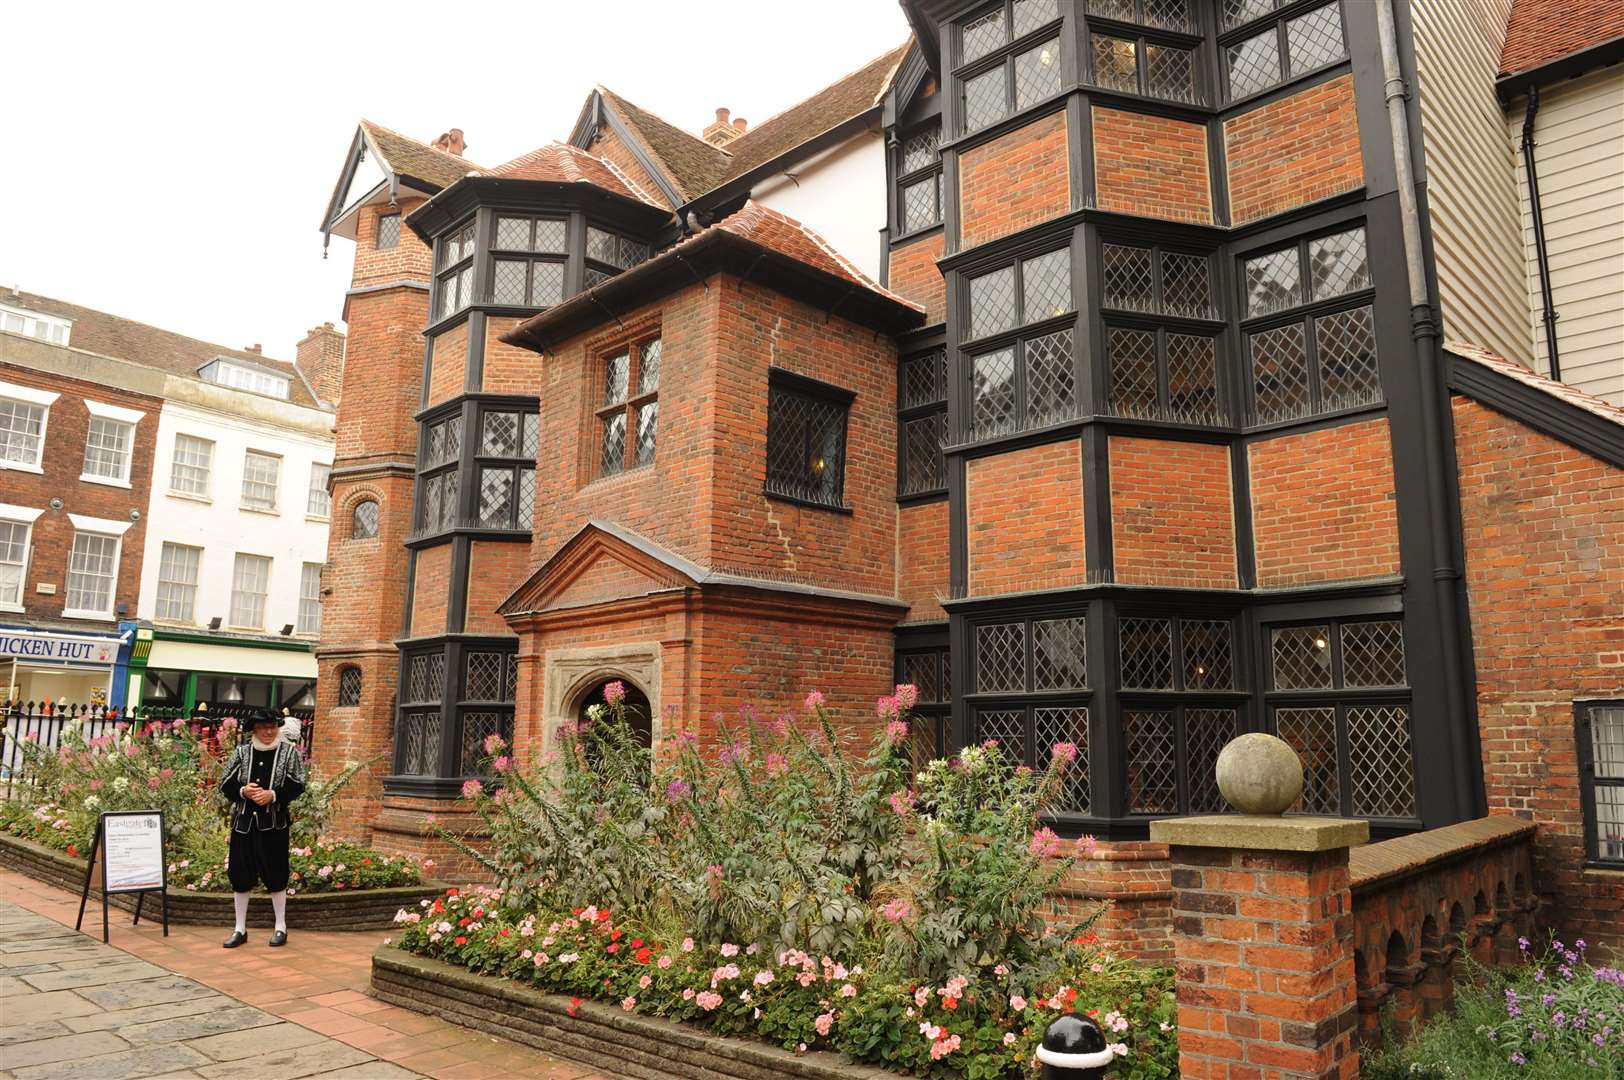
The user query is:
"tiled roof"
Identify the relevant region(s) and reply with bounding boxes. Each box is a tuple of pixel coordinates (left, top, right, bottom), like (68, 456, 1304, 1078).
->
(359, 120, 482, 189)
(1447, 339, 1624, 427)
(481, 143, 664, 208)
(1499, 0, 1624, 76)
(595, 87, 733, 201)
(0, 289, 320, 409)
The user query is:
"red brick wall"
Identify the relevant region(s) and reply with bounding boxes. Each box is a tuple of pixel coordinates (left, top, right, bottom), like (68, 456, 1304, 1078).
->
(409, 543, 453, 637)
(332, 289, 426, 464)
(1092, 107, 1213, 224)
(1224, 74, 1363, 226)
(966, 440, 1087, 596)
(898, 500, 948, 623)
(1055, 840, 1173, 963)
(1110, 436, 1237, 588)
(464, 540, 532, 635)
(1453, 398, 1624, 952)
(351, 199, 432, 289)
(425, 322, 467, 407)
(887, 233, 946, 326)
(1248, 417, 1400, 588)
(0, 364, 159, 629)
(482, 315, 540, 396)
(959, 110, 1070, 249)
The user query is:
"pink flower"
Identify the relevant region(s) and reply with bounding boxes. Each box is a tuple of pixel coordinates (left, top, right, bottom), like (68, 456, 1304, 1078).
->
(621, 996, 637, 1011)
(765, 752, 788, 777)
(147, 777, 162, 789)
(804, 690, 826, 712)
(1050, 741, 1078, 767)
(720, 943, 739, 958)
(885, 719, 908, 742)
(482, 732, 506, 755)
(718, 742, 747, 766)
(753, 970, 775, 986)
(894, 683, 918, 710)
(682, 988, 695, 1000)
(1074, 834, 1099, 859)
(657, 955, 673, 969)
(696, 991, 723, 1011)
(887, 789, 914, 816)
(681, 937, 695, 953)
(839, 983, 857, 998)
(603, 680, 627, 705)
(814, 1012, 834, 1037)
(317, 866, 333, 878)
(665, 778, 691, 802)
(491, 755, 511, 773)
(1003, 1032, 1017, 1046)
(881, 898, 912, 923)
(874, 695, 899, 719)
(1010, 994, 1027, 1011)
(460, 779, 484, 799)
(638, 975, 652, 990)
(1029, 827, 1066, 859)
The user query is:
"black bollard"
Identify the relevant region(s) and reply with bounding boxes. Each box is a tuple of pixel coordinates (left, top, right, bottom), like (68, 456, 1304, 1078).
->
(1035, 1013, 1113, 1079)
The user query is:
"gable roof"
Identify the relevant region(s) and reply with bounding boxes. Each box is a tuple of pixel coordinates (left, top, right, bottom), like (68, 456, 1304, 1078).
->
(482, 142, 665, 208)
(0, 290, 321, 408)
(1499, 0, 1624, 76)
(595, 87, 733, 202)
(360, 120, 482, 189)
(1446, 339, 1624, 467)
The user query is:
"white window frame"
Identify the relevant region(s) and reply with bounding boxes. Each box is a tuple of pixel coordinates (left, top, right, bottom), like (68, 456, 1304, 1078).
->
(200, 359, 291, 400)
(306, 462, 332, 519)
(169, 433, 215, 499)
(79, 401, 144, 488)
(0, 381, 60, 474)
(229, 553, 272, 629)
(62, 514, 133, 621)
(155, 542, 202, 624)
(0, 504, 42, 613)
(298, 562, 323, 635)
(240, 450, 281, 513)
(0, 303, 72, 345)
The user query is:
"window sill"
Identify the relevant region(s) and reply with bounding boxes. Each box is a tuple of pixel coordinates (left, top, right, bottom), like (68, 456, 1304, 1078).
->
(167, 490, 212, 504)
(1582, 863, 1624, 876)
(79, 474, 132, 489)
(225, 624, 264, 633)
(61, 609, 116, 622)
(897, 489, 949, 507)
(764, 490, 852, 515)
(0, 460, 44, 475)
(306, 514, 330, 524)
(239, 505, 281, 517)
(0, 601, 23, 614)
(584, 463, 655, 490)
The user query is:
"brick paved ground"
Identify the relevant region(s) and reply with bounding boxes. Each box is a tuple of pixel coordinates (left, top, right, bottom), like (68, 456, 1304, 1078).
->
(0, 870, 607, 1080)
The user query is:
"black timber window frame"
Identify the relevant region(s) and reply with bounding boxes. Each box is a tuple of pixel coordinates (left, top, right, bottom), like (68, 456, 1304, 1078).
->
(898, 348, 948, 500)
(1577, 700, 1624, 869)
(376, 212, 401, 250)
(1263, 615, 1419, 825)
(434, 219, 477, 322)
(391, 641, 518, 787)
(1082, 0, 1195, 33)
(895, 121, 944, 238)
(968, 610, 1093, 816)
(595, 336, 661, 479)
(486, 214, 568, 308)
(955, 0, 1064, 135)
(897, 645, 952, 773)
(1239, 223, 1380, 428)
(1115, 614, 1244, 817)
(416, 411, 464, 535)
(474, 409, 540, 531)
(1219, 0, 1348, 104)
(962, 245, 1079, 442)
(1084, 18, 1204, 106)
(764, 368, 854, 512)
(336, 665, 363, 708)
(584, 224, 652, 290)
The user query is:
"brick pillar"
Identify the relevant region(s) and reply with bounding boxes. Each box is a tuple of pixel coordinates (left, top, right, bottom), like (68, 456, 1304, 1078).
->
(1152, 816, 1369, 1080)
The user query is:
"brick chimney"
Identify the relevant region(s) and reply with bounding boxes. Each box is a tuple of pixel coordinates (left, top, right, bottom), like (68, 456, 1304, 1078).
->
(296, 322, 347, 406)
(431, 128, 467, 156)
(245, 344, 262, 354)
(702, 108, 745, 147)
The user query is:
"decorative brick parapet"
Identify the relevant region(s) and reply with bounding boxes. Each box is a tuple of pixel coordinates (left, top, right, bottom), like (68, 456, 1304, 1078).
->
(1052, 839, 1174, 963)
(1152, 815, 1367, 1080)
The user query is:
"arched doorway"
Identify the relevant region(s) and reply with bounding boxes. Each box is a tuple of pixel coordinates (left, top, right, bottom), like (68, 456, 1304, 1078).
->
(578, 679, 653, 750)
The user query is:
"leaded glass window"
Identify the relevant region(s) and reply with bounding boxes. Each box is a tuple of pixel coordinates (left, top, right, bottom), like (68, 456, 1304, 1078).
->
(765, 374, 850, 508)
(956, 0, 1061, 133)
(338, 666, 363, 708)
(595, 337, 660, 479)
(1224, 2, 1346, 101)
(351, 500, 379, 539)
(1088, 33, 1199, 104)
(899, 349, 948, 498)
(436, 221, 476, 321)
(1102, 243, 1214, 320)
(489, 215, 567, 308)
(964, 250, 1077, 440)
(1087, 0, 1193, 32)
(376, 212, 400, 249)
(1580, 703, 1624, 866)
(897, 647, 952, 773)
(896, 122, 943, 235)
(1106, 326, 1223, 425)
(585, 226, 651, 282)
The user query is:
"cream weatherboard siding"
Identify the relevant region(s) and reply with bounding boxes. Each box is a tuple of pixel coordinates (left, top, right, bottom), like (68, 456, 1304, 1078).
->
(1507, 66, 1624, 404)
(1413, 0, 1533, 369)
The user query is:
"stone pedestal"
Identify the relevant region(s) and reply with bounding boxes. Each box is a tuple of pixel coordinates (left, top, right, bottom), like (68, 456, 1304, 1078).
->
(1151, 815, 1368, 1080)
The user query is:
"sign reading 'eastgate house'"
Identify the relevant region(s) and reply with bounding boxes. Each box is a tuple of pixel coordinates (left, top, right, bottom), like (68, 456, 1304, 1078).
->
(0, 632, 118, 665)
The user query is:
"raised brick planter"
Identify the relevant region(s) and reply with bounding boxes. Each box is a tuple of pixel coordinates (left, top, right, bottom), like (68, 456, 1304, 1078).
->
(0, 829, 440, 931)
(371, 944, 904, 1080)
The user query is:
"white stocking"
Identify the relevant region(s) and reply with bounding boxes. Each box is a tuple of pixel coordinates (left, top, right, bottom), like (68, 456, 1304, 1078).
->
(233, 892, 249, 933)
(270, 890, 287, 933)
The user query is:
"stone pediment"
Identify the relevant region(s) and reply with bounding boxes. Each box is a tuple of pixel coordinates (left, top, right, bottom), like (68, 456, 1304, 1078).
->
(497, 520, 702, 617)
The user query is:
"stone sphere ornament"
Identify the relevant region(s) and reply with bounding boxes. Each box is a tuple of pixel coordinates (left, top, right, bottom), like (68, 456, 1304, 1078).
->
(1215, 733, 1304, 815)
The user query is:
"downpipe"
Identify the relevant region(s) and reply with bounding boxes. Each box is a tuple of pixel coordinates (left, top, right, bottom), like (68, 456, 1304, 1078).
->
(1520, 85, 1562, 380)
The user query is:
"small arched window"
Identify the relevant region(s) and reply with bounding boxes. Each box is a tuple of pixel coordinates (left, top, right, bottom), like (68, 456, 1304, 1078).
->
(352, 500, 380, 539)
(337, 666, 363, 707)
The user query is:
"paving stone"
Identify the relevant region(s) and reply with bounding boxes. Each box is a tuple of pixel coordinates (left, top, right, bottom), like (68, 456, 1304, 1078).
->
(0, 978, 37, 998)
(193, 1041, 376, 1080)
(0, 1023, 66, 1048)
(1, 948, 112, 968)
(75, 976, 217, 1011)
(306, 1064, 421, 1079)
(11, 1043, 209, 1080)
(0, 991, 101, 1025)
(1, 1030, 130, 1069)
(21, 961, 168, 992)
(184, 1022, 327, 1062)
(62, 995, 234, 1034)
(119, 1006, 280, 1047)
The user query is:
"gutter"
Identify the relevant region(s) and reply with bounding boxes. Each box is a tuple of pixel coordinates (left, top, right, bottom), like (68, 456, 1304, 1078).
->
(1519, 86, 1561, 381)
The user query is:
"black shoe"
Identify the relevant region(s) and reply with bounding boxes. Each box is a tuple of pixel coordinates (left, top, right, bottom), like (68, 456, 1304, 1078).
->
(268, 930, 288, 947)
(223, 930, 248, 949)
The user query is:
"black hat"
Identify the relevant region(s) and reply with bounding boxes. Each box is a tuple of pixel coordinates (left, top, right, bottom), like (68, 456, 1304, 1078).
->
(245, 707, 285, 728)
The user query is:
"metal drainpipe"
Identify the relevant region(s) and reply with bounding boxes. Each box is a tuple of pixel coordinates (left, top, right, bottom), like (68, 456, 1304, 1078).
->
(1374, 0, 1474, 821)
(1520, 85, 1562, 381)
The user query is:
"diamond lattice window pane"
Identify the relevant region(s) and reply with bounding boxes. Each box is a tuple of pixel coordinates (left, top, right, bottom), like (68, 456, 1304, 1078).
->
(459, 711, 506, 775)
(971, 349, 1018, 438)
(1025, 329, 1076, 427)
(1107, 327, 1158, 419)
(586, 227, 618, 266)
(1272, 625, 1333, 689)
(495, 217, 530, 250)
(1033, 617, 1088, 690)
(962, 6, 1006, 64)
(1161, 251, 1213, 319)
(600, 413, 626, 476)
(1315, 305, 1381, 412)
(1012, 0, 1059, 36)
(1092, 34, 1139, 93)
(1341, 619, 1407, 688)
(634, 402, 658, 467)
(976, 621, 1027, 693)
(465, 652, 506, 701)
(1222, 0, 1276, 29)
(1250, 323, 1311, 424)
(1167, 335, 1220, 424)
(604, 352, 629, 405)
(1182, 619, 1234, 690)
(901, 652, 943, 704)
(1125, 710, 1178, 813)
(1187, 708, 1238, 813)
(504, 656, 519, 702)
(1022, 249, 1073, 323)
(967, 266, 1017, 341)
(1227, 30, 1281, 99)
(903, 177, 939, 232)
(483, 412, 520, 457)
(963, 66, 1008, 133)
(765, 386, 847, 506)
(530, 262, 564, 306)
(478, 468, 513, 527)
(1287, 4, 1346, 75)
(521, 414, 539, 457)
(352, 500, 378, 538)
(584, 267, 612, 289)
(1035, 707, 1090, 814)
(1015, 39, 1063, 108)
(1086, 0, 1135, 18)
(1349, 705, 1417, 818)
(1146, 43, 1197, 104)
(492, 256, 528, 303)
(903, 350, 948, 408)
(1309, 228, 1370, 300)
(1120, 617, 1174, 690)
(902, 125, 941, 174)
(977, 709, 1028, 766)
(398, 710, 442, 776)
(1245, 247, 1303, 316)
(515, 468, 535, 529)
(338, 667, 363, 707)
(1276, 706, 1339, 814)
(639, 338, 662, 394)
(1144, 0, 1193, 31)
(903, 412, 947, 495)
(405, 652, 445, 704)
(1103, 244, 1155, 312)
(530, 219, 565, 253)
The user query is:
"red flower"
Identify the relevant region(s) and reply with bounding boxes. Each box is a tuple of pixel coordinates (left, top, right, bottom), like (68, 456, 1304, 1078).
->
(610, 929, 623, 942)
(459, 917, 471, 927)
(568, 998, 582, 1017)
(66, 843, 77, 857)
(432, 900, 444, 913)
(942, 997, 958, 1010)
(454, 936, 468, 946)
(631, 938, 644, 948)
(607, 943, 620, 954)
(634, 947, 652, 965)
(474, 907, 484, 918)
(499, 928, 511, 937)
(362, 858, 372, 865)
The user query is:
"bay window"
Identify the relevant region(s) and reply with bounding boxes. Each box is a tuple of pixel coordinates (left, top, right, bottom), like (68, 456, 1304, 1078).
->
(489, 215, 567, 308)
(964, 248, 1077, 439)
(435, 220, 477, 321)
(957, 0, 1063, 133)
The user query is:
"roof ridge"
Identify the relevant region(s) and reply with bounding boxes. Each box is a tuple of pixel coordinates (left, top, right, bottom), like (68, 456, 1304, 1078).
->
(595, 85, 731, 158)
(482, 142, 665, 210)
(724, 201, 925, 313)
(7, 290, 295, 368)
(360, 118, 485, 172)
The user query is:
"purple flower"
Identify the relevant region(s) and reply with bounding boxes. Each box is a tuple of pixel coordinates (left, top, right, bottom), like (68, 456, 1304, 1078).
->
(665, 778, 691, 802)
(603, 681, 626, 705)
(1509, 1053, 1526, 1066)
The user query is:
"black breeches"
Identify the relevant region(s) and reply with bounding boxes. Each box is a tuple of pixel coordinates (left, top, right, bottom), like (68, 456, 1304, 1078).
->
(227, 826, 290, 892)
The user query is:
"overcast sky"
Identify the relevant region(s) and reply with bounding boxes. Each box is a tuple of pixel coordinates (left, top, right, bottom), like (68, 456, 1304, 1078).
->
(0, 1, 911, 362)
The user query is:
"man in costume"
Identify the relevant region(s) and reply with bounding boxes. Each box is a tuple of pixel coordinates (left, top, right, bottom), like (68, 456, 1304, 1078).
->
(219, 708, 306, 947)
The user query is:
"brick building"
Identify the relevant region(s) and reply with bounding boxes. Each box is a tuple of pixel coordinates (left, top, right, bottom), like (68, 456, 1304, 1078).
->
(314, 1, 1622, 946)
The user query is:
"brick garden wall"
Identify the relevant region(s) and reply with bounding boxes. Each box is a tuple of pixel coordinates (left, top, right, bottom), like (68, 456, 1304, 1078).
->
(1092, 107, 1212, 224)
(966, 439, 1087, 597)
(1109, 436, 1236, 588)
(958, 110, 1070, 249)
(1224, 74, 1364, 226)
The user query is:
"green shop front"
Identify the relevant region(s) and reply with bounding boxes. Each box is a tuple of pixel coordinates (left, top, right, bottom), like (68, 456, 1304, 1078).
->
(126, 626, 317, 720)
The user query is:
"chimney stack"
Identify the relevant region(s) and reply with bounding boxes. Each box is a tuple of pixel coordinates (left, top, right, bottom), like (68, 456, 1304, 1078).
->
(702, 107, 744, 147)
(245, 344, 262, 354)
(296, 321, 347, 406)
(431, 128, 467, 156)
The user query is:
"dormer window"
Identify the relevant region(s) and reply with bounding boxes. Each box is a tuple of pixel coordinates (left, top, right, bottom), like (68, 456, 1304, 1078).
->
(436, 221, 477, 320)
(199, 359, 291, 400)
(0, 303, 71, 345)
(584, 227, 651, 289)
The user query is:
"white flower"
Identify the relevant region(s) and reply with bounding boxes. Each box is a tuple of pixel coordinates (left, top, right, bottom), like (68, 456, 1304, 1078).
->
(83, 795, 101, 809)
